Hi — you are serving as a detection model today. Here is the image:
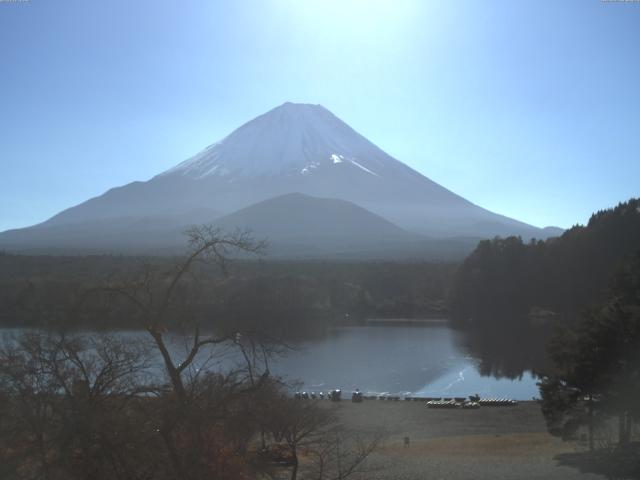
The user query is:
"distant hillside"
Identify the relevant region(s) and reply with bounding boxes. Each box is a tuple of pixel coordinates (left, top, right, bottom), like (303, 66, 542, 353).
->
(214, 192, 409, 243)
(0, 209, 219, 255)
(0, 193, 480, 260)
(213, 193, 476, 260)
(450, 198, 640, 323)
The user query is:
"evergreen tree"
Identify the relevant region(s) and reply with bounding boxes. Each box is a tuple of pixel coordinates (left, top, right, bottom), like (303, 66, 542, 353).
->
(539, 251, 640, 448)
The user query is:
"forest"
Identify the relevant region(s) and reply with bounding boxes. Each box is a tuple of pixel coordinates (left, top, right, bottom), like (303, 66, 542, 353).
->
(446, 198, 640, 377)
(537, 251, 640, 478)
(450, 198, 640, 324)
(0, 245, 454, 335)
(449, 199, 640, 476)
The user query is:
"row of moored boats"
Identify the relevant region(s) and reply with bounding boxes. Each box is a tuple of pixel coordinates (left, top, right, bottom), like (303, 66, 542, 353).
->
(294, 391, 518, 407)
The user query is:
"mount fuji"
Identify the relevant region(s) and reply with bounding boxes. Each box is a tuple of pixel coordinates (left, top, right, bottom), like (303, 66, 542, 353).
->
(0, 102, 560, 257)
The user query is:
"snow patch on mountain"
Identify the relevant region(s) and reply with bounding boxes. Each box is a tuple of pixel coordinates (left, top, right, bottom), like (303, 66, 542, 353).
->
(300, 162, 320, 175)
(349, 158, 379, 177)
(158, 102, 398, 181)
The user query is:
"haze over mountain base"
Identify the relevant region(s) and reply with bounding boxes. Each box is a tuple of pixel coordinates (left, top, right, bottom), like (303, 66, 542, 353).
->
(0, 103, 562, 258)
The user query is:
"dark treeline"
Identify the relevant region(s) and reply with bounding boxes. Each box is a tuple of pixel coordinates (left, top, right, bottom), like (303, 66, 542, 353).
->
(455, 323, 552, 379)
(451, 190, 640, 475)
(448, 198, 640, 378)
(451, 198, 640, 324)
(537, 252, 640, 478)
(0, 251, 455, 335)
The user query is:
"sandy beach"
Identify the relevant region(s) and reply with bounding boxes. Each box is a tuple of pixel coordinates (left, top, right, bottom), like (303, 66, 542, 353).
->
(331, 400, 605, 480)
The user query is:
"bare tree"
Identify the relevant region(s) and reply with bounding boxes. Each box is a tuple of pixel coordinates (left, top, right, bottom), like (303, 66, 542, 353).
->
(79, 227, 265, 402)
(306, 428, 383, 480)
(74, 227, 292, 480)
(263, 398, 383, 480)
(265, 399, 334, 480)
(0, 332, 155, 480)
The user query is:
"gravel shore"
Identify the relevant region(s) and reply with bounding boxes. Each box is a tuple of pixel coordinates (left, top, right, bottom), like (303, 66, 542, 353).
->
(332, 400, 605, 480)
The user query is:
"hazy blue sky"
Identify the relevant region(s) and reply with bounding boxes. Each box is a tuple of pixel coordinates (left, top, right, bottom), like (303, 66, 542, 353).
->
(1, 0, 639, 231)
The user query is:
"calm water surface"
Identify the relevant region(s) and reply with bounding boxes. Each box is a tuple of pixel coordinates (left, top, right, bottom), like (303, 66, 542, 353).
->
(267, 325, 539, 400)
(2, 324, 539, 400)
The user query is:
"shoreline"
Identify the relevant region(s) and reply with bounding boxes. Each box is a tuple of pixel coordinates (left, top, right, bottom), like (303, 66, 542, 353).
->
(363, 317, 450, 326)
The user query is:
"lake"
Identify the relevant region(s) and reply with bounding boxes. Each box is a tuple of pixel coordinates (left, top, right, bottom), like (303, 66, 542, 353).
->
(266, 325, 539, 400)
(1, 324, 540, 400)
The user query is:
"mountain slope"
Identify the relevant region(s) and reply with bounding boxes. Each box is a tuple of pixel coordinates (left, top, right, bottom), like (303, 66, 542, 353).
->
(212, 193, 478, 259)
(0, 209, 219, 253)
(0, 102, 558, 255)
(215, 192, 409, 240)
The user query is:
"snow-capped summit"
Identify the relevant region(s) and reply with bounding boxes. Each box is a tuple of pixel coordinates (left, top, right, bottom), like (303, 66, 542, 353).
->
(0, 102, 559, 255)
(160, 102, 403, 180)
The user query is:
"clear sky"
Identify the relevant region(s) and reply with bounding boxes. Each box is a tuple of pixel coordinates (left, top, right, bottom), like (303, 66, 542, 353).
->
(1, 0, 639, 232)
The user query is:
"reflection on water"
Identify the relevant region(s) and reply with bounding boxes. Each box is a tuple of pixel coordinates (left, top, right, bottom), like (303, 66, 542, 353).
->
(267, 325, 539, 399)
(1, 324, 541, 400)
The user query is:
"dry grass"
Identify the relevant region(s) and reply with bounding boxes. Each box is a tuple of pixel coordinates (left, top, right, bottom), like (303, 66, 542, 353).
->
(382, 432, 574, 458)
(324, 400, 606, 479)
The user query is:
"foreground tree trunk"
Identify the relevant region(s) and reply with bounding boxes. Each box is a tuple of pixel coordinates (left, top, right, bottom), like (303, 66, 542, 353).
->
(618, 411, 631, 447)
(290, 453, 299, 480)
(588, 393, 594, 452)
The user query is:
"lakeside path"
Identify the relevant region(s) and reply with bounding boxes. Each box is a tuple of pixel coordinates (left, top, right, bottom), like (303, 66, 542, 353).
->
(333, 400, 605, 480)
